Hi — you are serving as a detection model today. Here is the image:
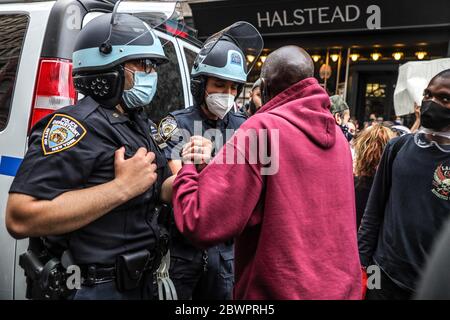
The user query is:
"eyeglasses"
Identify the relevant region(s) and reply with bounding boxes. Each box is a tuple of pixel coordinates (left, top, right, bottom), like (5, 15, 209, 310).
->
(125, 59, 156, 74)
(140, 59, 156, 74)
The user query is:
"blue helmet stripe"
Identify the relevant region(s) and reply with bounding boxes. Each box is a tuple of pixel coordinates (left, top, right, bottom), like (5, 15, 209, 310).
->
(192, 50, 247, 83)
(73, 44, 166, 71)
(192, 63, 247, 83)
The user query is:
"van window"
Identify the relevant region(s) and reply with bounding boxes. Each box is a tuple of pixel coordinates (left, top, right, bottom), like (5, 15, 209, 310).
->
(144, 38, 184, 124)
(184, 47, 197, 73)
(0, 14, 28, 131)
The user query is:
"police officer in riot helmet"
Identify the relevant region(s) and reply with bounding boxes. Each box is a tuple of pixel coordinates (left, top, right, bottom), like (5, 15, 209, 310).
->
(158, 22, 262, 300)
(6, 11, 175, 300)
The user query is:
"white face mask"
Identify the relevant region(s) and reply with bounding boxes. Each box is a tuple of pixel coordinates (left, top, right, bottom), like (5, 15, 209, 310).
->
(205, 92, 235, 119)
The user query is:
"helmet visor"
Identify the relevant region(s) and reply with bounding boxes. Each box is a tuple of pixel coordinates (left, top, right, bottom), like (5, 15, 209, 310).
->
(201, 21, 264, 75)
(109, 0, 186, 54)
(115, 0, 179, 30)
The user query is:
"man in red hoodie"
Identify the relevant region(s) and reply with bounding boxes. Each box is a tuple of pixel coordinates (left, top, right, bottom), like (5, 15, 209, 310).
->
(171, 46, 361, 299)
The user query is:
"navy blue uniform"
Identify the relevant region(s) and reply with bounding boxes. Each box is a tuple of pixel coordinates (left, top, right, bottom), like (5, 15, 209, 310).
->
(10, 96, 171, 299)
(158, 104, 246, 300)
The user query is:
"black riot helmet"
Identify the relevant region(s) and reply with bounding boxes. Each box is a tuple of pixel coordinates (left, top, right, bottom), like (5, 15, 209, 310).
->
(72, 11, 168, 108)
(190, 21, 264, 106)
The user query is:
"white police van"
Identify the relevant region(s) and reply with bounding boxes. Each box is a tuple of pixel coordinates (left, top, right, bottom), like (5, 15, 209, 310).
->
(0, 0, 200, 299)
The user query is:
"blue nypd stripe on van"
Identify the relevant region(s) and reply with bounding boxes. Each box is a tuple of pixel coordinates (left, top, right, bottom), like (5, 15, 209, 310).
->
(0, 156, 22, 177)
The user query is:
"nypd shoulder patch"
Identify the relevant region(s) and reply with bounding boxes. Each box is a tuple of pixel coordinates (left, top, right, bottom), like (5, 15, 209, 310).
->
(158, 116, 179, 141)
(41, 114, 87, 155)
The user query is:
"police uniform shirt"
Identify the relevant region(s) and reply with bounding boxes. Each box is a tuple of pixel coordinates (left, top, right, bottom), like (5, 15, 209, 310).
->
(157, 104, 245, 262)
(158, 104, 247, 161)
(9, 96, 171, 265)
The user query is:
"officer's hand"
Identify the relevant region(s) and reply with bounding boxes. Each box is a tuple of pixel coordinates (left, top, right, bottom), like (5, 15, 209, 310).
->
(114, 147, 157, 199)
(181, 136, 213, 171)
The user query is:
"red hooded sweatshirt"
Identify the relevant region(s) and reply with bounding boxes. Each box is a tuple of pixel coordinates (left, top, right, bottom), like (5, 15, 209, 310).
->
(172, 78, 361, 299)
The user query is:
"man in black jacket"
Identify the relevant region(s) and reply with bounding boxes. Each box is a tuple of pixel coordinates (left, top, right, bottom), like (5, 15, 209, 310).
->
(358, 69, 450, 299)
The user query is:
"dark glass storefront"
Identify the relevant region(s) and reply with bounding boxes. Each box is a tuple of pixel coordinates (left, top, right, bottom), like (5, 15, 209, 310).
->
(189, 0, 450, 125)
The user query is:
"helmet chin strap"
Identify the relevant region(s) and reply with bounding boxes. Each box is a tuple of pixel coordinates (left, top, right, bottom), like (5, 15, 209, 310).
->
(201, 104, 217, 120)
(115, 103, 128, 115)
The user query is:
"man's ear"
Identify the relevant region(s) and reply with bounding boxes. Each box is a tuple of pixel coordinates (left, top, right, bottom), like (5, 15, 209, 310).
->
(260, 78, 270, 105)
(334, 113, 342, 125)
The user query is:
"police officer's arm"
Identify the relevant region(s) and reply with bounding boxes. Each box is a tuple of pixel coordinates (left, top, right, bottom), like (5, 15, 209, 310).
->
(168, 160, 182, 175)
(172, 133, 264, 248)
(161, 174, 176, 203)
(161, 136, 213, 203)
(6, 148, 157, 239)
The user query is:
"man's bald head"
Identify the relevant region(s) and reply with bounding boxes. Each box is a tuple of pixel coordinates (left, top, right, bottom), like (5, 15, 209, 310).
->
(260, 46, 314, 102)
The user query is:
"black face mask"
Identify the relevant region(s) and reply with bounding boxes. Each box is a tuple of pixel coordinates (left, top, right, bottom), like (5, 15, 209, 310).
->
(340, 124, 353, 142)
(420, 100, 450, 131)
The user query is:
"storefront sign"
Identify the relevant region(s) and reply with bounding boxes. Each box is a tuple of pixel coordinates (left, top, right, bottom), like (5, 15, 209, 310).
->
(256, 5, 380, 30)
(190, 0, 450, 38)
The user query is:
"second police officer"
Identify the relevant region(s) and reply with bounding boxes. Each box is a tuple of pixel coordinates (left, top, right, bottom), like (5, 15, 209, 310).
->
(6, 8, 175, 299)
(157, 22, 263, 300)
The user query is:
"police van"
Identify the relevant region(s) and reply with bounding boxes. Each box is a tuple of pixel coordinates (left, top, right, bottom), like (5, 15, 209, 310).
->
(0, 0, 201, 299)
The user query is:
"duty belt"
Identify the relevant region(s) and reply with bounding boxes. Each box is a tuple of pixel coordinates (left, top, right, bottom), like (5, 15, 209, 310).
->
(80, 264, 116, 286)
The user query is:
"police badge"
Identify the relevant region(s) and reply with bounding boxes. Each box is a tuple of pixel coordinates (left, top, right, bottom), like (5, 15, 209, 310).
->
(41, 114, 87, 155)
(158, 116, 179, 142)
